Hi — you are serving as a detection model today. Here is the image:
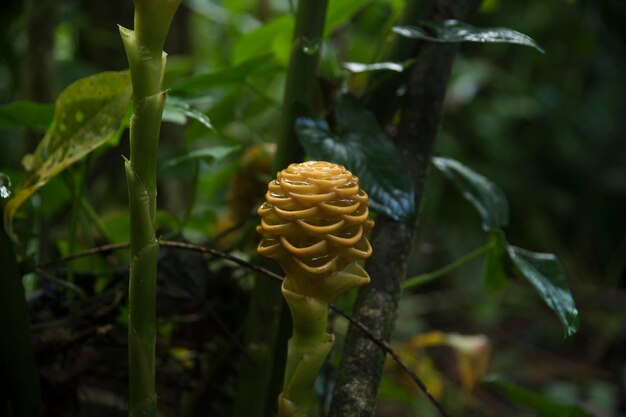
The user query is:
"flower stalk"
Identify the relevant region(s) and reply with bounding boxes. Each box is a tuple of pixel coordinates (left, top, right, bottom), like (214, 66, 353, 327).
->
(257, 161, 374, 417)
(118, 1, 181, 416)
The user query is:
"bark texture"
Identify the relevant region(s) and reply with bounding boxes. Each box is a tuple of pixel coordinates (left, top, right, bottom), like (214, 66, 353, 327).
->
(328, 1, 480, 416)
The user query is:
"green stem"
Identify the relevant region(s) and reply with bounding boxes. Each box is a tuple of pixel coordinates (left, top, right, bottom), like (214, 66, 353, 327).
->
(0, 203, 43, 417)
(67, 159, 88, 304)
(119, 2, 180, 416)
(403, 241, 494, 290)
(279, 280, 333, 417)
(235, 2, 329, 417)
(274, 0, 329, 171)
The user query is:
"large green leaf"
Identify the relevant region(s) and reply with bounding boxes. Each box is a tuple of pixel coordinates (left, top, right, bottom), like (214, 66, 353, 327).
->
(325, 0, 375, 36)
(170, 55, 282, 95)
(233, 16, 293, 65)
(296, 94, 415, 223)
(507, 246, 579, 337)
(0, 101, 54, 132)
(232, 0, 374, 65)
(485, 376, 593, 417)
(432, 157, 509, 231)
(393, 20, 545, 53)
(3, 71, 131, 239)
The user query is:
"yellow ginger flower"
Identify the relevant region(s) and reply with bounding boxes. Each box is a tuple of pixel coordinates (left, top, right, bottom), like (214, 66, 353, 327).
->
(257, 161, 374, 301)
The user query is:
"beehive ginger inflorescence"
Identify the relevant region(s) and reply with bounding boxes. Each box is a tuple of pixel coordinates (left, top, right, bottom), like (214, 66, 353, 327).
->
(256, 161, 374, 301)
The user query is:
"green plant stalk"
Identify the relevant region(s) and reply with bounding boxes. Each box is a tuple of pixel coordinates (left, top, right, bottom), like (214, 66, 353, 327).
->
(274, 0, 329, 170)
(234, 2, 329, 417)
(0, 202, 43, 417)
(403, 241, 494, 290)
(119, 1, 180, 416)
(278, 280, 333, 417)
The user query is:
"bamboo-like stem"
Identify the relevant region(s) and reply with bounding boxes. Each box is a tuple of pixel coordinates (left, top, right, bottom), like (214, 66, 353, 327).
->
(278, 281, 333, 417)
(234, 2, 329, 417)
(119, 1, 180, 416)
(274, 0, 329, 171)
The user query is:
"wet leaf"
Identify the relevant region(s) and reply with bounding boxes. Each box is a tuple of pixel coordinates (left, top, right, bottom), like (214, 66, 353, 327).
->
(433, 157, 509, 231)
(485, 376, 593, 417)
(0, 173, 11, 199)
(393, 20, 544, 53)
(483, 230, 509, 293)
(343, 61, 405, 73)
(296, 94, 415, 223)
(0, 101, 54, 132)
(507, 246, 579, 337)
(3, 71, 131, 239)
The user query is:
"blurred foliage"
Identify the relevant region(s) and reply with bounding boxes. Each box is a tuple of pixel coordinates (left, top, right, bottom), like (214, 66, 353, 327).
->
(0, 0, 624, 416)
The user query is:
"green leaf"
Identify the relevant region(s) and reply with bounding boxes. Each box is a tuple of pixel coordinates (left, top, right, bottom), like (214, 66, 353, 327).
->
(483, 230, 509, 293)
(343, 61, 405, 73)
(393, 20, 545, 53)
(432, 157, 509, 231)
(233, 16, 293, 65)
(507, 246, 579, 337)
(161, 145, 241, 170)
(163, 97, 214, 130)
(232, 0, 373, 66)
(325, 0, 375, 35)
(170, 55, 282, 95)
(3, 71, 131, 239)
(485, 376, 593, 417)
(0, 100, 54, 132)
(296, 94, 415, 223)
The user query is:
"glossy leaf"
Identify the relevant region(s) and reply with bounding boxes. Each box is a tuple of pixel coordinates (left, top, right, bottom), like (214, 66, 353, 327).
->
(485, 376, 593, 417)
(0, 173, 11, 199)
(296, 94, 415, 223)
(507, 246, 579, 337)
(163, 97, 214, 130)
(483, 230, 509, 293)
(3, 71, 131, 239)
(161, 145, 241, 170)
(432, 157, 509, 231)
(0, 101, 54, 132)
(393, 20, 545, 53)
(343, 61, 405, 73)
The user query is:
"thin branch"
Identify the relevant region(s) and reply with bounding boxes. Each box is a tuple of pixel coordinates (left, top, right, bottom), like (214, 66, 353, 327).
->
(37, 239, 450, 415)
(403, 241, 494, 290)
(330, 305, 451, 417)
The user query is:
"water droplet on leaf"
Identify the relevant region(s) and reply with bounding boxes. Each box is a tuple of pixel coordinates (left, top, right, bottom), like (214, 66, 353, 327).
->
(301, 37, 321, 55)
(0, 173, 11, 199)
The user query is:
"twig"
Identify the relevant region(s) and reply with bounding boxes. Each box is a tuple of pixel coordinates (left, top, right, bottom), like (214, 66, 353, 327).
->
(330, 304, 450, 417)
(38, 239, 451, 416)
